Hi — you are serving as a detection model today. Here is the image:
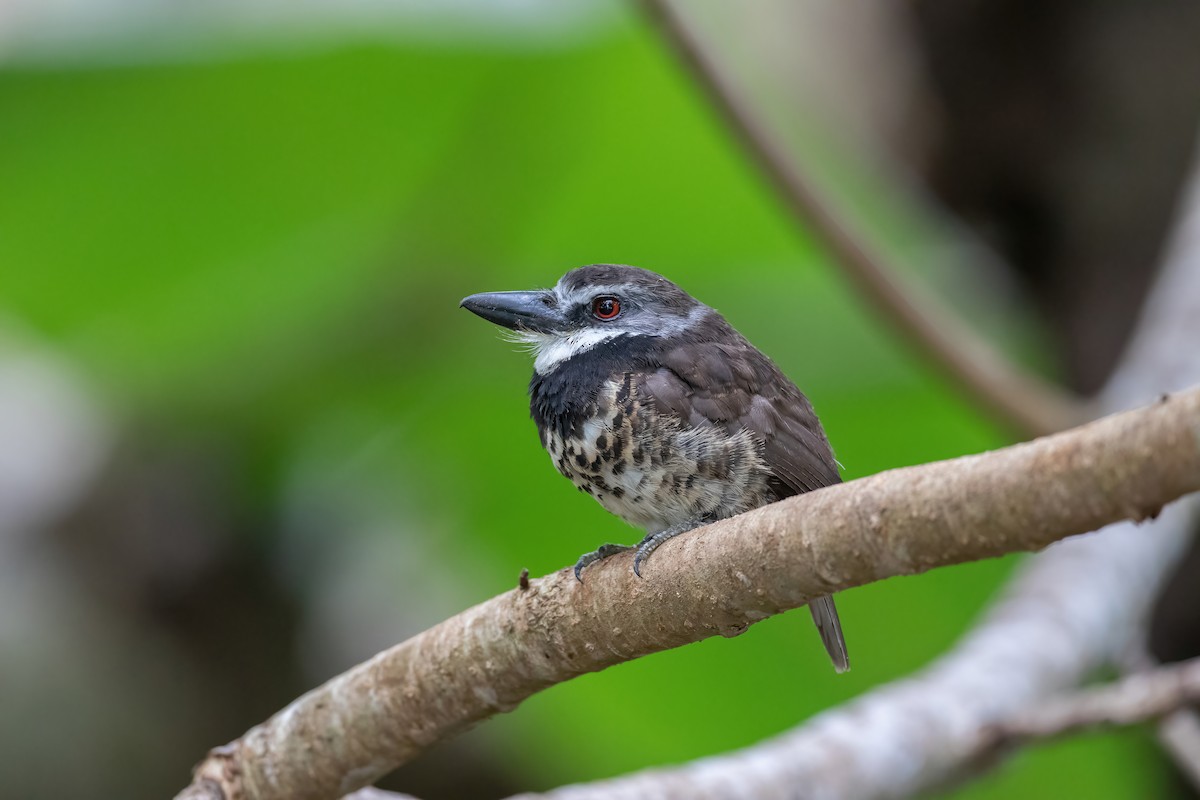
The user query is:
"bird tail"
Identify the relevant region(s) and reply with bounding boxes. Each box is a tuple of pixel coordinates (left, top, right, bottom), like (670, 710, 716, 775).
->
(808, 594, 850, 673)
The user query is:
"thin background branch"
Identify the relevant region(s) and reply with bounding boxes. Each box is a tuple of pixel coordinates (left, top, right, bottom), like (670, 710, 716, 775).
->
(1160, 712, 1200, 790)
(1119, 644, 1200, 792)
(976, 657, 1200, 754)
(637, 0, 1087, 437)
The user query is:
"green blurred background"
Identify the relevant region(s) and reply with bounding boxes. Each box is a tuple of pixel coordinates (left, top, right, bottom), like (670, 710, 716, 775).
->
(1, 2, 1192, 798)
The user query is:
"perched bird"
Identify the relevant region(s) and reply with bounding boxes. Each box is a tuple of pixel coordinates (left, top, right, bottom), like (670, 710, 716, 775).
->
(461, 264, 849, 672)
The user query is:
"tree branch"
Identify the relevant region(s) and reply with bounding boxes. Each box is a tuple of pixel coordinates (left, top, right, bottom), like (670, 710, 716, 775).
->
(636, 0, 1087, 437)
(1160, 710, 1200, 790)
(492, 129, 1200, 800)
(976, 657, 1200, 756)
(1118, 645, 1200, 792)
(177, 388, 1200, 800)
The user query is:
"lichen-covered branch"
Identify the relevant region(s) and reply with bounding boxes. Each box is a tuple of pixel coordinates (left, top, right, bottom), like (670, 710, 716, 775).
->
(637, 0, 1086, 437)
(177, 388, 1200, 800)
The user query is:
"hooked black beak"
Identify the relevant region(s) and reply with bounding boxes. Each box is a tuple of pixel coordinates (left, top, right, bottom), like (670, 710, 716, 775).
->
(459, 290, 564, 334)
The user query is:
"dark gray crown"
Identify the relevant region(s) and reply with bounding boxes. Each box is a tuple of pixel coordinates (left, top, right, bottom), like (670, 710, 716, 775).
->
(557, 264, 699, 315)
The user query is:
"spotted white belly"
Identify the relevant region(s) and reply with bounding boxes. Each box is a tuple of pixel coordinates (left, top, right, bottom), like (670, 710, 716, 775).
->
(542, 377, 771, 534)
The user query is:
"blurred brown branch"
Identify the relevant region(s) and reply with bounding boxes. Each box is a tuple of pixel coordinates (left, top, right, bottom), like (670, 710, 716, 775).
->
(176, 387, 1200, 800)
(637, 0, 1088, 437)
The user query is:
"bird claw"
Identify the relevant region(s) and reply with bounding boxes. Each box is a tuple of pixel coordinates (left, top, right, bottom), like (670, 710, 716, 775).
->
(573, 543, 634, 582)
(632, 526, 691, 578)
(632, 542, 654, 578)
(574, 525, 695, 581)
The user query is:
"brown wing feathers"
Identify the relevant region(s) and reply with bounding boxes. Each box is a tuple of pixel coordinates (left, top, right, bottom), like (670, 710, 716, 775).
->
(655, 330, 841, 499)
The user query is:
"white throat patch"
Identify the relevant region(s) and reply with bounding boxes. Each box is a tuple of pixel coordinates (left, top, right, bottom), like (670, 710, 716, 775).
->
(513, 328, 627, 375)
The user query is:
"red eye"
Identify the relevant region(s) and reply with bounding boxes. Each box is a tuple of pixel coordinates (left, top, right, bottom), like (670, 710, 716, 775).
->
(592, 296, 621, 320)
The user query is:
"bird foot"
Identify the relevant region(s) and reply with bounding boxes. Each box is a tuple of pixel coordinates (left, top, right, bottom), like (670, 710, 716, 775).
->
(573, 543, 634, 582)
(632, 525, 693, 577)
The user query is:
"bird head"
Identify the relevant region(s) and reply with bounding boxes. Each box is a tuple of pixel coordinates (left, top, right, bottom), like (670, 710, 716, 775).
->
(460, 264, 710, 374)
